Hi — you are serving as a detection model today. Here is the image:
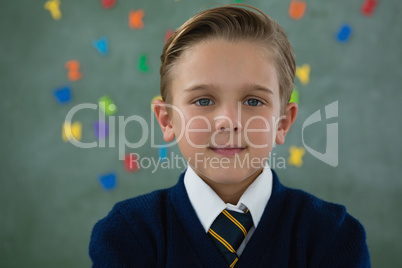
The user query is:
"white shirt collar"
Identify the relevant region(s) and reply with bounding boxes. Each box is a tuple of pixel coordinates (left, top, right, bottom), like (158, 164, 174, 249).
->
(184, 165, 273, 232)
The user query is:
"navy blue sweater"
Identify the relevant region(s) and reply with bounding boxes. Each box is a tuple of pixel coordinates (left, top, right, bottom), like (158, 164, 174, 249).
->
(89, 170, 370, 267)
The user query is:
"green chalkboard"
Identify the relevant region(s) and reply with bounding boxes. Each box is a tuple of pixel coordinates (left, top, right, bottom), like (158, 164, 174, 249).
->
(1, 0, 401, 267)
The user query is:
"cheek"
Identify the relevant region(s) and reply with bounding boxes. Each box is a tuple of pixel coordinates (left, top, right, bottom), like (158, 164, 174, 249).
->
(243, 116, 274, 147)
(184, 117, 212, 147)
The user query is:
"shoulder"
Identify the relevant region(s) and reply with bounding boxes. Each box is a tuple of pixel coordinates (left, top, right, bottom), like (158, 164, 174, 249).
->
(89, 187, 173, 267)
(271, 170, 348, 226)
(114, 187, 171, 222)
(283, 186, 366, 239)
(285, 187, 347, 225)
(97, 187, 172, 236)
(283, 187, 370, 266)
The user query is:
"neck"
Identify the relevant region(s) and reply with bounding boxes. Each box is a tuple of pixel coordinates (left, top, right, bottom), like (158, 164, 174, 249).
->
(198, 169, 262, 204)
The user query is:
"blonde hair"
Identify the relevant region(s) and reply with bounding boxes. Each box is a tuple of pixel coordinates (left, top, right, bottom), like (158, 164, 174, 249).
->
(160, 4, 295, 114)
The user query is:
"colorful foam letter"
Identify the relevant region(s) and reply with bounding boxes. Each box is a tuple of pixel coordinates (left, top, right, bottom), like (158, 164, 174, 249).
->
(94, 121, 109, 139)
(62, 121, 82, 142)
(289, 0, 307, 20)
(361, 0, 378, 16)
(129, 10, 145, 29)
(93, 37, 109, 56)
(99, 95, 117, 116)
(44, 0, 62, 20)
(138, 54, 149, 73)
(53, 86, 71, 104)
(336, 24, 352, 43)
(289, 87, 299, 104)
(125, 154, 140, 172)
(296, 64, 310, 85)
(159, 147, 168, 161)
(151, 95, 163, 113)
(164, 29, 174, 43)
(288, 146, 306, 167)
(98, 172, 117, 191)
(65, 60, 82, 81)
(101, 0, 116, 9)
(151, 95, 162, 106)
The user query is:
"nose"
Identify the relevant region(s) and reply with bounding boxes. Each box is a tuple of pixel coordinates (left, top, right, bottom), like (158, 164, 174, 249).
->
(214, 102, 242, 133)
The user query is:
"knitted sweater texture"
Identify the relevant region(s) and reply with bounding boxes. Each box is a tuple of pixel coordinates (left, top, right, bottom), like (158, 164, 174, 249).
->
(89, 170, 370, 267)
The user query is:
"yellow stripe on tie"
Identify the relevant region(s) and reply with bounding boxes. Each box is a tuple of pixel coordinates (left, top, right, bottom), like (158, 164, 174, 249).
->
(230, 257, 239, 268)
(208, 229, 236, 253)
(223, 210, 248, 237)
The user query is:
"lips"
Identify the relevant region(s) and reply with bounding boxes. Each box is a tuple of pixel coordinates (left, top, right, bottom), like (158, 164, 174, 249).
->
(209, 145, 245, 157)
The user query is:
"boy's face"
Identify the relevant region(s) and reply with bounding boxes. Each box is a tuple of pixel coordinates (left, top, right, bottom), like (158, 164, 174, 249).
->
(155, 39, 296, 186)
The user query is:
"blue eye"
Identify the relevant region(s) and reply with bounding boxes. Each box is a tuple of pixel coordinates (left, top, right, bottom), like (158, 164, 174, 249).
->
(195, 98, 214, 106)
(244, 99, 262, 106)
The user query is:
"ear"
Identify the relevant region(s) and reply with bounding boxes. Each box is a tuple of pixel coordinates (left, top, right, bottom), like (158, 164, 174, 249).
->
(275, 102, 298, 145)
(153, 99, 175, 142)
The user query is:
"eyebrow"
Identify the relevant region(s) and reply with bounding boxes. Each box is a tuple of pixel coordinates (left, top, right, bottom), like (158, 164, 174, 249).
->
(249, 85, 274, 96)
(183, 84, 218, 92)
(183, 84, 274, 95)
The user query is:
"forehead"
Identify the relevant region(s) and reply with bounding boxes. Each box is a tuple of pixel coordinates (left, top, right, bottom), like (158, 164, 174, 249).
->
(170, 39, 279, 97)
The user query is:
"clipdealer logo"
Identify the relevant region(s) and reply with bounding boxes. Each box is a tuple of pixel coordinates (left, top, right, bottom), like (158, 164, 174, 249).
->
(302, 101, 338, 167)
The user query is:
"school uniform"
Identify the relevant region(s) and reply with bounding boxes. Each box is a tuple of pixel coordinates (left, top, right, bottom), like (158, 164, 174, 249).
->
(89, 167, 370, 267)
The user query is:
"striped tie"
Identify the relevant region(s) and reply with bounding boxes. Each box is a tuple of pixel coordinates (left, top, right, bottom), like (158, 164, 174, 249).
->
(208, 209, 253, 267)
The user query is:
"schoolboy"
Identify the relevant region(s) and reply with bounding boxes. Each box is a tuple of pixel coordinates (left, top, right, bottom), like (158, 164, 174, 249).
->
(89, 5, 370, 267)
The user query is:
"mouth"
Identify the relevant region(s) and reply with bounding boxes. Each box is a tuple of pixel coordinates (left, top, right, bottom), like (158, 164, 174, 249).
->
(209, 145, 246, 157)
